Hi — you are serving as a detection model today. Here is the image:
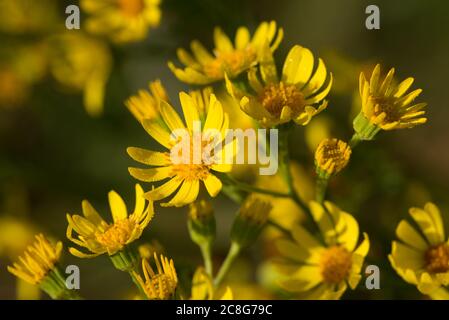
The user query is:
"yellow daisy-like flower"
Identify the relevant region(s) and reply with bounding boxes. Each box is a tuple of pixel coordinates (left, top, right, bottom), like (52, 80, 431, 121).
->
(48, 31, 112, 117)
(358, 64, 427, 131)
(125, 80, 169, 122)
(133, 253, 178, 300)
(315, 138, 351, 178)
(7, 234, 62, 285)
(389, 203, 449, 298)
(127, 92, 236, 207)
(190, 267, 233, 300)
(66, 184, 154, 258)
(168, 21, 283, 85)
(81, 0, 161, 43)
(274, 201, 369, 299)
(226, 45, 332, 127)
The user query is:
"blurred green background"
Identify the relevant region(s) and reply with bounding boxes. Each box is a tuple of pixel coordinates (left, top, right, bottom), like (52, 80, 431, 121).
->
(1, 0, 449, 299)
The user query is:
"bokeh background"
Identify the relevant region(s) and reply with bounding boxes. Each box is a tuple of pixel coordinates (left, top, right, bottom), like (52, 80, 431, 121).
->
(1, 0, 449, 299)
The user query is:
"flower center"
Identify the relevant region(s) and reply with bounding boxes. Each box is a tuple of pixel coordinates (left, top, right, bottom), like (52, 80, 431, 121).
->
(170, 135, 213, 181)
(320, 245, 352, 284)
(95, 219, 135, 250)
(259, 82, 305, 117)
(370, 96, 401, 123)
(118, 0, 145, 17)
(145, 274, 177, 300)
(204, 47, 256, 79)
(425, 243, 449, 273)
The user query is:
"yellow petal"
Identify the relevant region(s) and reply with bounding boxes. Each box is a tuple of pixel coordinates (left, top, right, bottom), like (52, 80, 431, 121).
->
(396, 220, 428, 251)
(108, 190, 128, 222)
(409, 207, 443, 245)
(179, 92, 200, 132)
(144, 177, 183, 201)
(162, 179, 199, 207)
(282, 45, 314, 87)
(159, 100, 186, 132)
(129, 166, 173, 182)
(127, 147, 170, 166)
(142, 119, 171, 149)
(81, 200, 104, 226)
(203, 174, 222, 197)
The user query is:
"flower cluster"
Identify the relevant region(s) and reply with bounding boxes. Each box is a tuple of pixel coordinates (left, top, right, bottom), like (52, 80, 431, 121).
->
(4, 11, 440, 301)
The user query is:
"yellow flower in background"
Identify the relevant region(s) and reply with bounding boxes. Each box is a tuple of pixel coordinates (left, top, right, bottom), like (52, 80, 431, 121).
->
(274, 201, 369, 299)
(315, 138, 351, 178)
(226, 45, 332, 127)
(81, 0, 161, 43)
(168, 21, 283, 85)
(190, 267, 233, 300)
(66, 184, 154, 258)
(128, 92, 236, 207)
(0, 0, 60, 34)
(357, 64, 427, 131)
(125, 80, 169, 122)
(133, 253, 178, 300)
(389, 203, 449, 298)
(7, 234, 62, 285)
(48, 31, 112, 117)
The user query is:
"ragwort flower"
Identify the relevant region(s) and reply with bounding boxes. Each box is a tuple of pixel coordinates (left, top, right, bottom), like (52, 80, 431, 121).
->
(168, 21, 283, 85)
(127, 92, 236, 207)
(7, 234, 62, 285)
(81, 0, 161, 43)
(66, 184, 154, 258)
(274, 201, 369, 299)
(226, 45, 332, 127)
(354, 64, 427, 139)
(133, 253, 178, 300)
(389, 203, 449, 298)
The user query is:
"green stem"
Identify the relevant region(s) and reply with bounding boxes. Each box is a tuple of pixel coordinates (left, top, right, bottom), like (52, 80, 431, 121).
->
(349, 133, 361, 148)
(223, 174, 291, 199)
(315, 176, 329, 203)
(200, 242, 213, 276)
(277, 126, 320, 230)
(214, 242, 241, 288)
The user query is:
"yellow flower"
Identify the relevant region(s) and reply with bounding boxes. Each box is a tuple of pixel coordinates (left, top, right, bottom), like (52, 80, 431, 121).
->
(274, 201, 369, 299)
(389, 203, 449, 297)
(133, 253, 178, 300)
(315, 138, 351, 178)
(168, 21, 283, 85)
(226, 45, 332, 127)
(358, 64, 427, 131)
(125, 80, 169, 122)
(81, 0, 161, 43)
(7, 234, 62, 285)
(48, 31, 112, 117)
(66, 184, 154, 258)
(127, 92, 236, 207)
(190, 267, 233, 300)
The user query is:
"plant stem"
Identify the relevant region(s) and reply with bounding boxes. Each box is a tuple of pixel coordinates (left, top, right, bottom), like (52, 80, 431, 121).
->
(214, 242, 241, 288)
(267, 219, 290, 236)
(200, 242, 213, 276)
(349, 133, 361, 148)
(315, 176, 329, 203)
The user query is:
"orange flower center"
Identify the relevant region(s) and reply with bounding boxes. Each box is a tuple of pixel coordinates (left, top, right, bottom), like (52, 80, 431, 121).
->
(170, 135, 213, 181)
(118, 0, 145, 17)
(369, 96, 401, 123)
(425, 243, 449, 273)
(320, 245, 352, 284)
(203, 47, 256, 79)
(95, 219, 136, 250)
(316, 139, 351, 174)
(259, 82, 305, 117)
